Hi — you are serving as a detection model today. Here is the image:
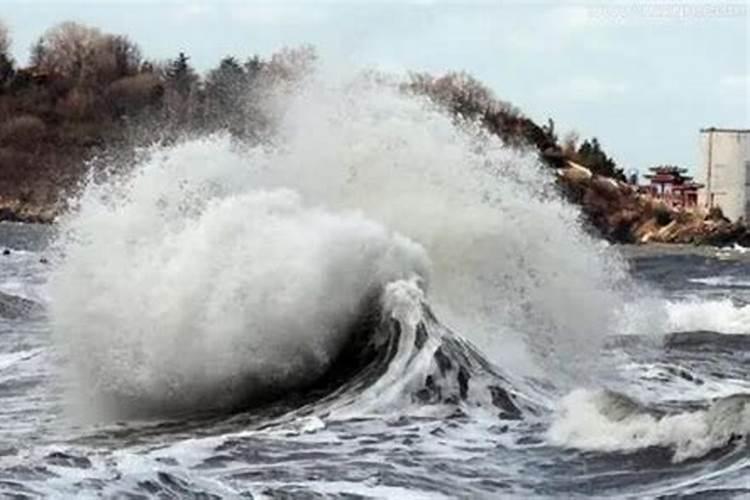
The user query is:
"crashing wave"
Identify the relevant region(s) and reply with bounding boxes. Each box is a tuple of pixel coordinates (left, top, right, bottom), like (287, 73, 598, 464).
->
(547, 388, 750, 462)
(312, 280, 541, 421)
(49, 75, 632, 422)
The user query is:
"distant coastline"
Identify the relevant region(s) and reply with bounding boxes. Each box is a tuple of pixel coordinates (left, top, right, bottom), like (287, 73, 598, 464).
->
(559, 161, 750, 246)
(1, 20, 746, 246)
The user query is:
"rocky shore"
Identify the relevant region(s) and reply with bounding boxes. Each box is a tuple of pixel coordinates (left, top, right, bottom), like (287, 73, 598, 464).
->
(3, 161, 750, 250)
(0, 197, 57, 224)
(559, 161, 750, 247)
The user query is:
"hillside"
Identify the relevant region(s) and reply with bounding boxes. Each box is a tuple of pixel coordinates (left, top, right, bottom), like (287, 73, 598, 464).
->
(1, 20, 741, 245)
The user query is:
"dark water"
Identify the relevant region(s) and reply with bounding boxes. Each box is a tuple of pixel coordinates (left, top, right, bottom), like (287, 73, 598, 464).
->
(0, 224, 748, 499)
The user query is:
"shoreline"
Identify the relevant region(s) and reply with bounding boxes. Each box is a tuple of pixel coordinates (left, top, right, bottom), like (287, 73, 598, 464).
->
(558, 161, 750, 247)
(4, 194, 750, 251)
(0, 200, 57, 225)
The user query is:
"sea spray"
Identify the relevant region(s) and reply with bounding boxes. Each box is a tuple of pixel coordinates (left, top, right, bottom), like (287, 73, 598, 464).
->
(50, 73, 634, 419)
(51, 176, 428, 418)
(255, 77, 635, 380)
(547, 388, 750, 462)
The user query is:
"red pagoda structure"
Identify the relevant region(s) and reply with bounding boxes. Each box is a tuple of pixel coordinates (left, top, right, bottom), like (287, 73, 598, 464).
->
(643, 165, 703, 208)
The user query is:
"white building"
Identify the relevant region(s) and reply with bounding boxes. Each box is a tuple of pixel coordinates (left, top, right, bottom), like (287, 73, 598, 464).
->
(697, 128, 750, 221)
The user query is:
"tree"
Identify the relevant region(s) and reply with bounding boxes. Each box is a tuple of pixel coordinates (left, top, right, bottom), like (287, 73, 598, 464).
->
(0, 53, 12, 88)
(0, 19, 10, 56)
(409, 71, 519, 120)
(406, 71, 564, 159)
(31, 21, 103, 80)
(29, 37, 44, 67)
(160, 52, 200, 129)
(206, 56, 245, 97)
(106, 73, 162, 117)
(541, 118, 557, 145)
(261, 45, 317, 84)
(575, 137, 624, 180)
(244, 56, 262, 79)
(204, 56, 247, 131)
(0, 19, 13, 88)
(165, 52, 198, 98)
(91, 34, 142, 83)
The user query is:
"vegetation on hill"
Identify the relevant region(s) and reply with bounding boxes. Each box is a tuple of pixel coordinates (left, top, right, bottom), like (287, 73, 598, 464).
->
(0, 20, 317, 220)
(1, 19, 635, 237)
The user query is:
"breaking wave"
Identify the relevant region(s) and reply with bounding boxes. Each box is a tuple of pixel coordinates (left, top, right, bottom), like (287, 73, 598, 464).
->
(44, 72, 748, 463)
(548, 388, 750, 463)
(666, 299, 750, 334)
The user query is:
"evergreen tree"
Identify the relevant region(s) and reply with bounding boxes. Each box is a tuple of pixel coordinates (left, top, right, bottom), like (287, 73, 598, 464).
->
(206, 56, 245, 100)
(0, 53, 13, 89)
(575, 137, 623, 180)
(204, 56, 246, 132)
(166, 52, 197, 98)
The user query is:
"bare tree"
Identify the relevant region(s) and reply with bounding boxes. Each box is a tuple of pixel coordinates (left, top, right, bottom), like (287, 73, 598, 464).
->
(32, 21, 103, 79)
(408, 71, 519, 119)
(31, 21, 142, 87)
(92, 34, 142, 81)
(108, 35, 141, 76)
(262, 45, 317, 84)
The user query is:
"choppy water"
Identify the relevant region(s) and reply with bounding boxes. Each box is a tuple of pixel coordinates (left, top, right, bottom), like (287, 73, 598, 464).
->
(0, 77, 748, 499)
(0, 225, 748, 499)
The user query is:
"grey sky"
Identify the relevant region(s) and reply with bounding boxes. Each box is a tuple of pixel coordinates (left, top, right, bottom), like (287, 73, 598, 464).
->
(2, 1, 748, 174)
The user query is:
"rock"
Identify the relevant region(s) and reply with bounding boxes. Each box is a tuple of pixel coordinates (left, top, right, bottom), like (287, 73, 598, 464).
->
(559, 162, 592, 184)
(590, 175, 621, 201)
(0, 198, 58, 224)
(557, 159, 750, 247)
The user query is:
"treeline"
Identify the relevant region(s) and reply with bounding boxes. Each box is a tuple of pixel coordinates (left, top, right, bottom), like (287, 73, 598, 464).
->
(0, 20, 314, 211)
(0, 19, 623, 218)
(404, 72, 623, 180)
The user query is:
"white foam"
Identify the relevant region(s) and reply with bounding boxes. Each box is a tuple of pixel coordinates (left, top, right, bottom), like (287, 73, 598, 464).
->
(666, 299, 750, 334)
(51, 184, 427, 418)
(50, 73, 634, 420)
(548, 388, 750, 462)
(688, 276, 750, 288)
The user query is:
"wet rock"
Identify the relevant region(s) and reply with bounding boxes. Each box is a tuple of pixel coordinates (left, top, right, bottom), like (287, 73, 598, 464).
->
(416, 375, 441, 404)
(45, 451, 92, 469)
(457, 367, 469, 400)
(665, 331, 750, 352)
(488, 386, 522, 420)
(433, 348, 452, 375)
(414, 322, 428, 349)
(558, 160, 750, 246)
(0, 199, 58, 224)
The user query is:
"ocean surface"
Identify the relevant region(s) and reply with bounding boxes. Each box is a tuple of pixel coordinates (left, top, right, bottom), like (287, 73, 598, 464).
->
(0, 225, 748, 499)
(0, 81, 748, 499)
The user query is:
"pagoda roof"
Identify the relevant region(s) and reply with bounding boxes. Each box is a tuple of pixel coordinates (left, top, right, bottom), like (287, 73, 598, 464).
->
(672, 182, 704, 190)
(644, 173, 694, 182)
(646, 165, 688, 174)
(700, 127, 750, 134)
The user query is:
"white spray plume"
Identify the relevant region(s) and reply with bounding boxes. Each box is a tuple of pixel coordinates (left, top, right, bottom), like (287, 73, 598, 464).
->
(50, 73, 632, 420)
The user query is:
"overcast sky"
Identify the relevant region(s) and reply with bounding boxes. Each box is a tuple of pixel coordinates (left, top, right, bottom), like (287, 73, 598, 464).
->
(2, 1, 748, 174)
